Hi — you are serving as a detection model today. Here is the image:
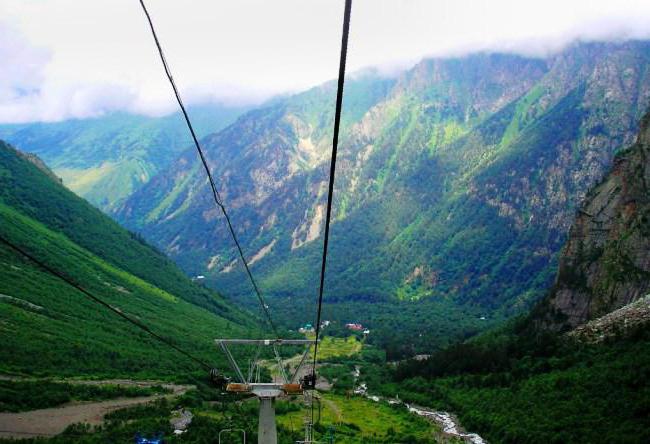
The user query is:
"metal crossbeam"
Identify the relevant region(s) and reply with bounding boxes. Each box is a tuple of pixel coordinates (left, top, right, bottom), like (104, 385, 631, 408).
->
(218, 341, 246, 383)
(248, 345, 263, 383)
(291, 346, 311, 383)
(273, 344, 290, 384)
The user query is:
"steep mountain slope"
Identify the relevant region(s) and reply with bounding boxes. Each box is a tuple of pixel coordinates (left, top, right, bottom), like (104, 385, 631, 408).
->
(116, 42, 650, 330)
(0, 140, 254, 377)
(115, 72, 397, 287)
(535, 111, 650, 330)
(0, 104, 247, 211)
(385, 117, 650, 442)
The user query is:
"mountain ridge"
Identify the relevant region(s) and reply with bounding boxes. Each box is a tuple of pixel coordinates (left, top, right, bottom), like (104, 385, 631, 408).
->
(0, 104, 248, 212)
(115, 41, 650, 329)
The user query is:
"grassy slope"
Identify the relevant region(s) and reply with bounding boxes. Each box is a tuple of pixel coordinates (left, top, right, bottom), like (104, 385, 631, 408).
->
(272, 335, 441, 443)
(0, 141, 256, 378)
(276, 393, 437, 443)
(0, 141, 241, 320)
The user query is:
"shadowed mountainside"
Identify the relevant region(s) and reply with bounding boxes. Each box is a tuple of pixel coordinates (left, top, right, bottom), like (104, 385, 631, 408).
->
(534, 111, 650, 330)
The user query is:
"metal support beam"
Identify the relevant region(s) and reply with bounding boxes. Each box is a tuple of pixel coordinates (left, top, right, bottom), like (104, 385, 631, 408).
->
(218, 341, 246, 383)
(291, 346, 311, 383)
(258, 398, 277, 444)
(247, 344, 263, 383)
(272, 344, 290, 384)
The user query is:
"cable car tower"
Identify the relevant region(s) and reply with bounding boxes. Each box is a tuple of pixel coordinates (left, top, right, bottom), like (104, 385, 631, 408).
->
(215, 338, 317, 444)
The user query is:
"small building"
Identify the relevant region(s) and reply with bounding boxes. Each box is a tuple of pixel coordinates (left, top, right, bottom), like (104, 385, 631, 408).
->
(298, 323, 315, 334)
(345, 323, 363, 331)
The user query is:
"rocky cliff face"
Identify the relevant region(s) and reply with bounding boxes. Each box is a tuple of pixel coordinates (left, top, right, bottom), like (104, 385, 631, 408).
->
(537, 112, 650, 330)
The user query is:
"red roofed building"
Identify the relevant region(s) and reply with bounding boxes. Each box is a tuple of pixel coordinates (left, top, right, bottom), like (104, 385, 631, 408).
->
(345, 323, 363, 331)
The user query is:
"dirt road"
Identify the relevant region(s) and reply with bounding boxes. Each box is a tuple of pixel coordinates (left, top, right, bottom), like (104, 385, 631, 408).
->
(0, 380, 192, 439)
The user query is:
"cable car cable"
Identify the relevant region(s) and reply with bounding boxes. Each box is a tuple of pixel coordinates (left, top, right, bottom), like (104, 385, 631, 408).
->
(309, 0, 353, 422)
(0, 235, 213, 371)
(137, 0, 278, 337)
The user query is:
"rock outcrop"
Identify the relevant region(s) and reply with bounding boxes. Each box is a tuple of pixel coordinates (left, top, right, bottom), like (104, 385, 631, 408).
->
(537, 112, 650, 330)
(568, 294, 650, 342)
(12, 146, 63, 185)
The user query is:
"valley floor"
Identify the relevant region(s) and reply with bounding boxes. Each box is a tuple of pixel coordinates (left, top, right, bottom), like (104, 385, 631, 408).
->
(0, 378, 192, 439)
(1, 396, 163, 439)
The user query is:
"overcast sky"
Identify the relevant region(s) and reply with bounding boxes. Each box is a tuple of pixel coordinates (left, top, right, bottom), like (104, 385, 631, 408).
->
(1, 0, 650, 123)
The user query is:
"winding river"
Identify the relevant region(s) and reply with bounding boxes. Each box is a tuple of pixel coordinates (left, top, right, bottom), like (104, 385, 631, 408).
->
(354, 366, 486, 443)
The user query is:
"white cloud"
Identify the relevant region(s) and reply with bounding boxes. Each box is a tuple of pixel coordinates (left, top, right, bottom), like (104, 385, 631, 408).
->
(1, 0, 650, 123)
(0, 24, 50, 119)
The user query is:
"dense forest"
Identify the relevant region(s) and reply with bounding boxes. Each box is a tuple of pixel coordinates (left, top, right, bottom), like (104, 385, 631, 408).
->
(374, 322, 650, 443)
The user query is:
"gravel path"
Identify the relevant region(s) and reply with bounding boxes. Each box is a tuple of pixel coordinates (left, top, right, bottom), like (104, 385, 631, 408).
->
(0, 380, 192, 439)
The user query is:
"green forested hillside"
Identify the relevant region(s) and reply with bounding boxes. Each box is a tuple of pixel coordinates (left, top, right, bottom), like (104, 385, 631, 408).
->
(373, 117, 650, 443)
(382, 325, 650, 444)
(115, 41, 650, 353)
(0, 140, 256, 378)
(0, 104, 247, 211)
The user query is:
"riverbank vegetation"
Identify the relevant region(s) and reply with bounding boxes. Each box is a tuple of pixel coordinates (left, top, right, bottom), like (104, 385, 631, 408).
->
(375, 324, 650, 443)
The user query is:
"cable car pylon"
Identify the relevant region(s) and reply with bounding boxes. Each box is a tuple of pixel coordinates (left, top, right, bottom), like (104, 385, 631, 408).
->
(215, 338, 317, 444)
(297, 391, 321, 444)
